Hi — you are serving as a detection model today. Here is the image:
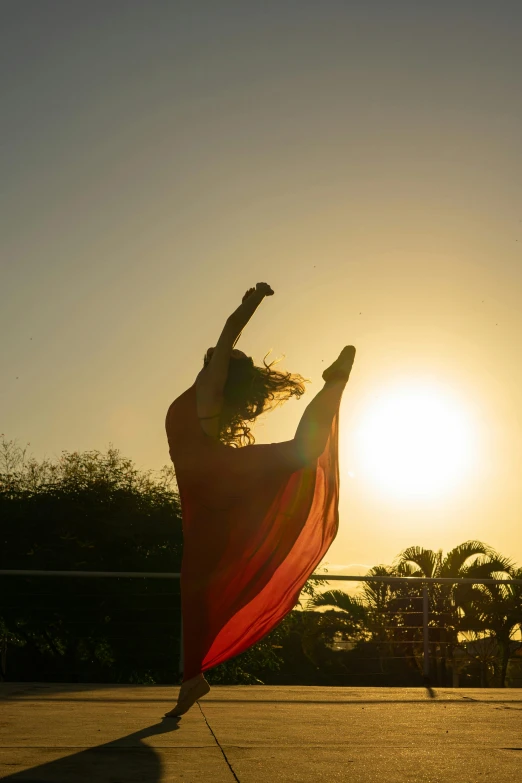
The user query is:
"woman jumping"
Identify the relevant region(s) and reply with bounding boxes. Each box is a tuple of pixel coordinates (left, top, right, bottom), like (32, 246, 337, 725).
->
(164, 282, 356, 717)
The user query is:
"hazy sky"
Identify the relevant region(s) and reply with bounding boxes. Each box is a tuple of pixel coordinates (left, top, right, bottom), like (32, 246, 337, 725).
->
(2, 1, 522, 573)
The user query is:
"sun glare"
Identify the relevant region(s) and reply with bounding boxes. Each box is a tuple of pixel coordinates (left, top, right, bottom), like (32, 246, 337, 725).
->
(351, 380, 478, 501)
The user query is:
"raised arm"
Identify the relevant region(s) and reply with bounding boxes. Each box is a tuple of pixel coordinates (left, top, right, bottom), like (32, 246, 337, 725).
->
(201, 283, 274, 398)
(227, 282, 274, 345)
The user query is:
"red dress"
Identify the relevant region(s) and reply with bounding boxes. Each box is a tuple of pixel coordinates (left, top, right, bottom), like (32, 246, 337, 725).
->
(165, 382, 340, 681)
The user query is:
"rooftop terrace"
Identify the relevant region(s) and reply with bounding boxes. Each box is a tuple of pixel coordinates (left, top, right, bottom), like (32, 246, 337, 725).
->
(1, 683, 521, 782)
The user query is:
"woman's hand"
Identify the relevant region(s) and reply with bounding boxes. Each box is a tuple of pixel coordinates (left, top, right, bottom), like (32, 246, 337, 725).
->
(242, 283, 274, 302)
(230, 283, 274, 336)
(256, 282, 274, 296)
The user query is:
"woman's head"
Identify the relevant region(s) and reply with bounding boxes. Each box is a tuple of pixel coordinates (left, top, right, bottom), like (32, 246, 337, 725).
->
(202, 348, 309, 447)
(205, 347, 248, 362)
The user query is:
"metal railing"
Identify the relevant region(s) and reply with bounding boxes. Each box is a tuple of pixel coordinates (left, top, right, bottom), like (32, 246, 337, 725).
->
(310, 573, 522, 687)
(0, 569, 184, 681)
(1, 569, 521, 684)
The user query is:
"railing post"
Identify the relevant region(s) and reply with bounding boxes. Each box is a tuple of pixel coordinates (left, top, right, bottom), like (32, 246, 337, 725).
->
(423, 584, 429, 679)
(178, 609, 184, 678)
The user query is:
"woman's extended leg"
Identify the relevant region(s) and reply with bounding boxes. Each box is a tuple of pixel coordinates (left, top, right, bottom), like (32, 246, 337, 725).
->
(293, 376, 348, 463)
(295, 345, 355, 462)
(275, 346, 355, 469)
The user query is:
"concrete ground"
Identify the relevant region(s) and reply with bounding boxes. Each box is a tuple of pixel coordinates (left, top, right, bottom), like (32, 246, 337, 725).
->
(1, 683, 521, 782)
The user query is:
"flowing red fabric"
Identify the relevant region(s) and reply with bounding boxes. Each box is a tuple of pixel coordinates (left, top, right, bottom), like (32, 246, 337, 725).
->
(165, 382, 340, 681)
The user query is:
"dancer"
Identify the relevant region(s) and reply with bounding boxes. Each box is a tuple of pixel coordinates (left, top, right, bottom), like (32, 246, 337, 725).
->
(164, 282, 356, 717)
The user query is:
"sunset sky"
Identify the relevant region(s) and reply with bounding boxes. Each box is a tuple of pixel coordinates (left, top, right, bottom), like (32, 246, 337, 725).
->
(3, 1, 522, 573)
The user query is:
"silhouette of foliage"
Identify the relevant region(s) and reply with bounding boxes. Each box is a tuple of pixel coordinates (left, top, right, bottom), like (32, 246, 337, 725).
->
(306, 544, 521, 688)
(0, 437, 183, 683)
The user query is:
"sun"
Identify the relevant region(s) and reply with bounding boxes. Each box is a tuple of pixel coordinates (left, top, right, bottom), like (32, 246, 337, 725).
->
(351, 380, 478, 500)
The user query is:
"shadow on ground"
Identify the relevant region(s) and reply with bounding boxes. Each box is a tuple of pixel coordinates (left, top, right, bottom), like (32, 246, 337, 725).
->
(1, 719, 180, 783)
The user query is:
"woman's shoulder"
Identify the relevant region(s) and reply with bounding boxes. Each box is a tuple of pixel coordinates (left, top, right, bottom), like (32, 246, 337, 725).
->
(166, 383, 196, 429)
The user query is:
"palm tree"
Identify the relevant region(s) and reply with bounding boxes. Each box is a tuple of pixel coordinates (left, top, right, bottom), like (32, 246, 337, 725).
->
(395, 541, 514, 685)
(307, 566, 401, 638)
(305, 589, 370, 637)
(306, 546, 518, 687)
(456, 565, 522, 686)
(306, 566, 403, 673)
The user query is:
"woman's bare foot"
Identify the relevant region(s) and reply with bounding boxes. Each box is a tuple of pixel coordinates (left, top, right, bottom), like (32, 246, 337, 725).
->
(164, 674, 210, 718)
(322, 346, 356, 383)
(179, 673, 204, 696)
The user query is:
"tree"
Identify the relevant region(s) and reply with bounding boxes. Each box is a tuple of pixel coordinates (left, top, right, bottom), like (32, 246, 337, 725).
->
(395, 541, 513, 685)
(306, 566, 414, 678)
(456, 566, 522, 686)
(0, 436, 183, 683)
(305, 544, 520, 687)
(307, 566, 399, 644)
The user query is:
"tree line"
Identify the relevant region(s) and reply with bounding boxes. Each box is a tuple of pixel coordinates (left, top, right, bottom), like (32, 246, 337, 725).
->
(309, 544, 522, 687)
(1, 437, 520, 687)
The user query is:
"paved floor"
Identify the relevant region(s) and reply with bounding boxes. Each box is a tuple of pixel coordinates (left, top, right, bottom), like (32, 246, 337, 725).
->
(1, 683, 521, 782)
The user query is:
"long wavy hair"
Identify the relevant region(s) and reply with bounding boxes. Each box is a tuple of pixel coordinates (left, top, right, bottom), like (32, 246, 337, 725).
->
(203, 349, 309, 447)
